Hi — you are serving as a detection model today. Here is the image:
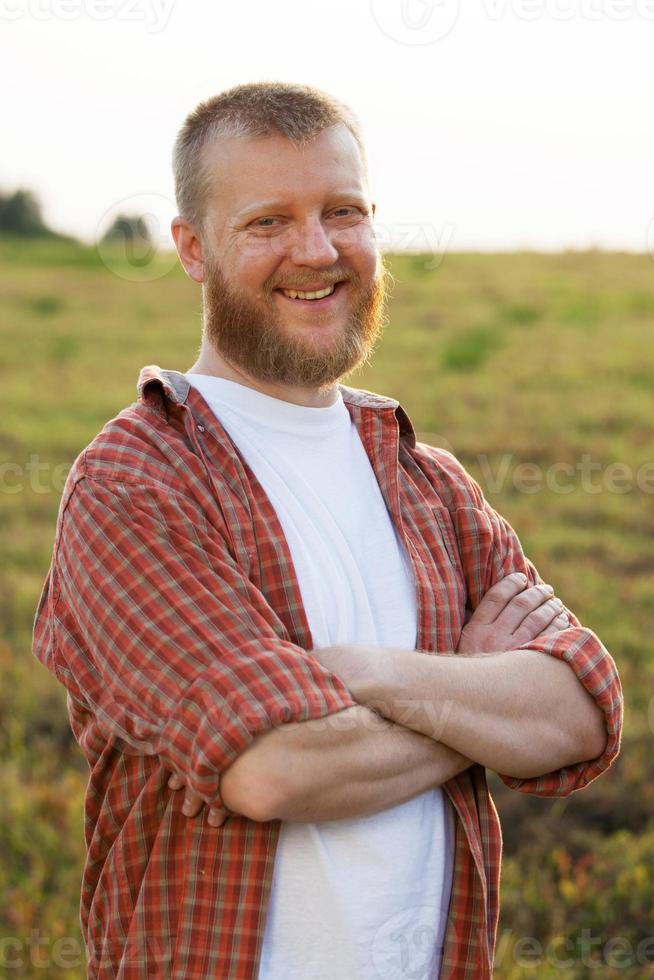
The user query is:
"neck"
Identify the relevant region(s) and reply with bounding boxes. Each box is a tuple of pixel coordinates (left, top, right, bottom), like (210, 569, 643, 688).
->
(185, 344, 340, 408)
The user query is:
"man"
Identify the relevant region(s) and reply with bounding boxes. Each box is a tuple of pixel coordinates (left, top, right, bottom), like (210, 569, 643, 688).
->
(32, 82, 622, 979)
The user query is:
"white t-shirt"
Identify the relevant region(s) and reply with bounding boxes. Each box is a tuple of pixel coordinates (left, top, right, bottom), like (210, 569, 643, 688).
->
(185, 373, 455, 980)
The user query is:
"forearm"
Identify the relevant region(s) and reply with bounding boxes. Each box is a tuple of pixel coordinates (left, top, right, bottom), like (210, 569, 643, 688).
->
(355, 647, 606, 779)
(221, 704, 472, 822)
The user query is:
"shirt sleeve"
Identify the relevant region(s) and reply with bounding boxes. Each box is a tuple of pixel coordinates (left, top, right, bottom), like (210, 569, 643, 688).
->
(39, 468, 358, 808)
(451, 486, 624, 798)
(419, 445, 624, 798)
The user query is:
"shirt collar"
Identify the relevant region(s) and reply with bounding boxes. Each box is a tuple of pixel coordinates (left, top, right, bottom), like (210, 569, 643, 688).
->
(136, 364, 417, 448)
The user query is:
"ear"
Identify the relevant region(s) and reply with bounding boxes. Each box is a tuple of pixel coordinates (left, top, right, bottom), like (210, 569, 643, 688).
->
(171, 216, 206, 283)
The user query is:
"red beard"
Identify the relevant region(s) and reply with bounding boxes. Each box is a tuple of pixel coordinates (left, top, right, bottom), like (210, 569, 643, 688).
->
(201, 255, 390, 392)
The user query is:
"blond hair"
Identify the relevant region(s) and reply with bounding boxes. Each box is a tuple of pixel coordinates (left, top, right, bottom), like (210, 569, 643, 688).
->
(172, 81, 367, 231)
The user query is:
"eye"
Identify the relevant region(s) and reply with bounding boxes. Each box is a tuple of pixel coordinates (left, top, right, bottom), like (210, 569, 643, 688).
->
(331, 206, 363, 218)
(251, 216, 279, 228)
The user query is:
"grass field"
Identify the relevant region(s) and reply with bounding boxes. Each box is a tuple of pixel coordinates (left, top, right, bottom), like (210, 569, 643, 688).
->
(1, 237, 652, 978)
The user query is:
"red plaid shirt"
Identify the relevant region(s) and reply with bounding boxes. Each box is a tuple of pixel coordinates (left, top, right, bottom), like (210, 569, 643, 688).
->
(32, 365, 623, 979)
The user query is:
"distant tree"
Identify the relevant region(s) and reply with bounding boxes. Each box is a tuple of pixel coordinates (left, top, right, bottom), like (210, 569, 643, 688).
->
(0, 189, 54, 237)
(101, 213, 153, 243)
(100, 213, 155, 265)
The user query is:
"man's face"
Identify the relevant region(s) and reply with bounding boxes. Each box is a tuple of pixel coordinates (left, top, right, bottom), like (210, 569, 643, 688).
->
(198, 124, 388, 391)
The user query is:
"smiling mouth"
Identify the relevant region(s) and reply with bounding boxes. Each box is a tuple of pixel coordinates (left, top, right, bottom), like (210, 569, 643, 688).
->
(275, 281, 346, 302)
(281, 284, 335, 300)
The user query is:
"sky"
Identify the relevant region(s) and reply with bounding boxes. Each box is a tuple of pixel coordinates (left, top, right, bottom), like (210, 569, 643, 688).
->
(1, 0, 653, 253)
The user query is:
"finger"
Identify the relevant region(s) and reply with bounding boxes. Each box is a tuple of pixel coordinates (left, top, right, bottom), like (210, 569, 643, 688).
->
(512, 597, 564, 645)
(168, 773, 184, 790)
(495, 583, 555, 633)
(207, 807, 230, 828)
(182, 791, 204, 817)
(538, 612, 570, 637)
(468, 573, 529, 625)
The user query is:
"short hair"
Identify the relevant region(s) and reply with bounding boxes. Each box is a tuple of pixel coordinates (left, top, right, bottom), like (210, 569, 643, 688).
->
(172, 81, 367, 231)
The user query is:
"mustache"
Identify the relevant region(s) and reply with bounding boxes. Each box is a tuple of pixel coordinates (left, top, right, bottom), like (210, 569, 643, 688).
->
(266, 270, 358, 292)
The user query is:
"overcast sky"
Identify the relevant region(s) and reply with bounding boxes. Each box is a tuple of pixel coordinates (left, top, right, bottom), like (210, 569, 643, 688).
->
(2, 0, 653, 252)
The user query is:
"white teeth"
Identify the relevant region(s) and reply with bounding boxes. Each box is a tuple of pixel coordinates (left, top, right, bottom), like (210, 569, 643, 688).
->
(281, 284, 336, 301)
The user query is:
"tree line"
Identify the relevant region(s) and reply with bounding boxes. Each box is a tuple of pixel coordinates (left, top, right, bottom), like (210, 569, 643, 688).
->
(0, 188, 152, 244)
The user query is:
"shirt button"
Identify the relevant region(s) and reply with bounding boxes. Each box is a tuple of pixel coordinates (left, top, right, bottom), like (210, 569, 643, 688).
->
(197, 424, 205, 433)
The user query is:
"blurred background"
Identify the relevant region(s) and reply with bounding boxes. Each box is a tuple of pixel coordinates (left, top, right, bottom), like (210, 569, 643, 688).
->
(1, 2, 653, 977)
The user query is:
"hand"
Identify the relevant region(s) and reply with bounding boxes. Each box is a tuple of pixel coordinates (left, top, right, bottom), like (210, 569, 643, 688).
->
(167, 772, 232, 827)
(309, 643, 383, 702)
(457, 572, 569, 655)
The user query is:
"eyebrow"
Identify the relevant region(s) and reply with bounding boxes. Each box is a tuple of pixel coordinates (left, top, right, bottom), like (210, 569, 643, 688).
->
(234, 190, 370, 223)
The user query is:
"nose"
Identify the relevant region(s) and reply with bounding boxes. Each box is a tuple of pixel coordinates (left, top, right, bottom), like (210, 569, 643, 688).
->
(288, 217, 339, 268)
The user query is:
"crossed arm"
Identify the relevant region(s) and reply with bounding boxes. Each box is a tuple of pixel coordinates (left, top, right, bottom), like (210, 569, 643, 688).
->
(174, 702, 470, 824)
(310, 573, 608, 780)
(172, 574, 605, 824)
(309, 641, 607, 781)
(215, 707, 473, 823)
(49, 470, 617, 832)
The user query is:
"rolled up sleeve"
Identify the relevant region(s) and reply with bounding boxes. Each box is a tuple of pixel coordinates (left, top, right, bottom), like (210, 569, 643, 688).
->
(499, 621, 623, 796)
(450, 470, 623, 798)
(41, 466, 358, 807)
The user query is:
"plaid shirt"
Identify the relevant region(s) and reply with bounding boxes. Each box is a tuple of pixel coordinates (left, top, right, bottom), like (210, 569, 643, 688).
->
(32, 365, 623, 980)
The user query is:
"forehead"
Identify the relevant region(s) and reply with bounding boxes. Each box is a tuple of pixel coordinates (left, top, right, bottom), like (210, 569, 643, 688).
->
(201, 123, 369, 218)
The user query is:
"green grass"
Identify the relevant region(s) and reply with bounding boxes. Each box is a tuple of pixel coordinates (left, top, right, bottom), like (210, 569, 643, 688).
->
(2, 237, 653, 977)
